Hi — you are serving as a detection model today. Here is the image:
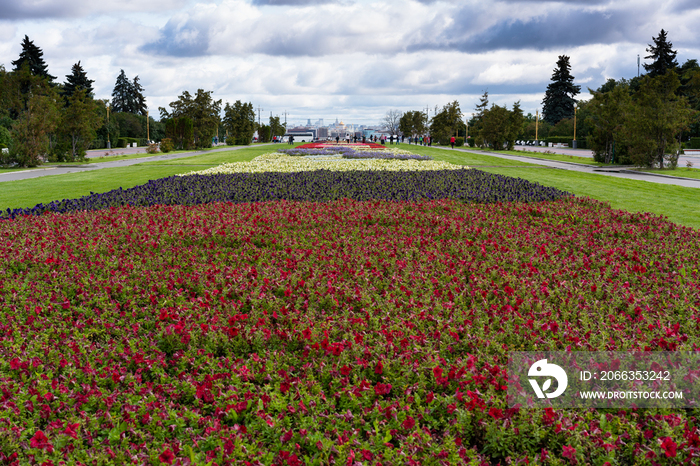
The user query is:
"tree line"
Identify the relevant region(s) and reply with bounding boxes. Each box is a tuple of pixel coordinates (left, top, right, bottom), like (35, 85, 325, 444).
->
(0, 36, 283, 167)
(390, 29, 700, 169)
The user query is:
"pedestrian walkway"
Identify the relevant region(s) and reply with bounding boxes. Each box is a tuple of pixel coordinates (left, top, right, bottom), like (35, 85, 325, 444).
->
(439, 146, 700, 189)
(0, 145, 272, 183)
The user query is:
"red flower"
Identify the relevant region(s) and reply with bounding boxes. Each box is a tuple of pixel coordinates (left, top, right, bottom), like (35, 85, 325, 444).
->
(30, 430, 53, 452)
(374, 361, 383, 375)
(488, 407, 502, 419)
(660, 437, 677, 458)
(340, 365, 351, 376)
(562, 445, 576, 461)
(402, 416, 416, 430)
(159, 449, 175, 464)
(63, 423, 80, 439)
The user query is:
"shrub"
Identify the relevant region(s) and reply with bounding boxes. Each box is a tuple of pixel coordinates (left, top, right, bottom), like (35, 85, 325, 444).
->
(117, 137, 128, 148)
(146, 143, 159, 154)
(688, 137, 700, 149)
(139, 138, 149, 147)
(467, 137, 475, 147)
(160, 138, 174, 153)
(456, 137, 464, 147)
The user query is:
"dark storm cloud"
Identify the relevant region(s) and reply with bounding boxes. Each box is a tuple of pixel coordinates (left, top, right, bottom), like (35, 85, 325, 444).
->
(0, 3, 80, 20)
(140, 16, 210, 57)
(252, 0, 340, 4)
(441, 9, 635, 53)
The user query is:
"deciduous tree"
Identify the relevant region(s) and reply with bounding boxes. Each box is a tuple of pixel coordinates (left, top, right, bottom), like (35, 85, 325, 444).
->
(223, 101, 255, 145)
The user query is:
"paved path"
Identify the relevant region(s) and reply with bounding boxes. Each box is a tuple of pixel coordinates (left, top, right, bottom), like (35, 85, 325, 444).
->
(0, 145, 273, 183)
(513, 144, 700, 169)
(3, 143, 700, 189)
(433, 146, 700, 189)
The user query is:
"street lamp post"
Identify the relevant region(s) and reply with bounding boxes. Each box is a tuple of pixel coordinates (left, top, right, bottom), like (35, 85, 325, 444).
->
(535, 110, 539, 146)
(573, 105, 577, 149)
(106, 103, 111, 149)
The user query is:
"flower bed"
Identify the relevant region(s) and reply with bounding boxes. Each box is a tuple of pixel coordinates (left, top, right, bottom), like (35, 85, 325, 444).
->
(1, 169, 570, 219)
(180, 153, 447, 176)
(1, 198, 699, 464)
(296, 142, 386, 150)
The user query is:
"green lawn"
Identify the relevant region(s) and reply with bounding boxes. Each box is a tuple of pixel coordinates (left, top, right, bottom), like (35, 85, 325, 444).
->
(0, 145, 280, 210)
(2, 143, 699, 230)
(635, 167, 700, 180)
(479, 166, 700, 230)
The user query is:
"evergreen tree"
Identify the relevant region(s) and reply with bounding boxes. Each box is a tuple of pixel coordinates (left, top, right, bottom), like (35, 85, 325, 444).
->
(11, 35, 55, 83)
(111, 70, 135, 113)
(63, 61, 94, 99)
(644, 29, 678, 78)
(542, 55, 581, 126)
(132, 76, 147, 116)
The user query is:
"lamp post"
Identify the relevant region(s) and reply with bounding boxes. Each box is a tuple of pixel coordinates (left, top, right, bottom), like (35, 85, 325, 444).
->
(573, 105, 577, 149)
(535, 110, 539, 146)
(146, 109, 150, 143)
(106, 103, 111, 149)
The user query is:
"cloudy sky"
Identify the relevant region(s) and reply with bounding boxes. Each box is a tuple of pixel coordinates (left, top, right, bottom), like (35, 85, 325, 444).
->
(2, 0, 700, 126)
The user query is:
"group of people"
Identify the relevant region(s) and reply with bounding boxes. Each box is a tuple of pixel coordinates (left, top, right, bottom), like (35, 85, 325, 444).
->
(406, 135, 432, 146)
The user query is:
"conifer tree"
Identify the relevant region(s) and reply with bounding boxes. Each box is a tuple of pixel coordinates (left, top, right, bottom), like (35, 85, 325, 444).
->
(111, 70, 135, 113)
(132, 76, 147, 116)
(542, 55, 580, 126)
(11, 35, 55, 83)
(63, 61, 94, 99)
(644, 29, 679, 78)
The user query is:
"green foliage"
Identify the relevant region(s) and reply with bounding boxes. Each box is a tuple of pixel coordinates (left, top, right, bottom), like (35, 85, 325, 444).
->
(11, 35, 55, 83)
(586, 84, 633, 164)
(223, 100, 256, 145)
(644, 29, 679, 78)
(269, 115, 286, 139)
(399, 110, 428, 138)
(430, 100, 462, 145)
(542, 55, 581, 126)
(146, 143, 159, 154)
(164, 117, 194, 150)
(479, 102, 524, 150)
(159, 138, 174, 153)
(456, 137, 464, 147)
(0, 126, 11, 150)
(9, 91, 60, 167)
(627, 71, 694, 167)
(62, 61, 94, 99)
(160, 89, 221, 149)
(467, 137, 475, 147)
(53, 89, 103, 162)
(114, 110, 144, 139)
(111, 70, 147, 115)
(257, 124, 272, 143)
(688, 137, 700, 149)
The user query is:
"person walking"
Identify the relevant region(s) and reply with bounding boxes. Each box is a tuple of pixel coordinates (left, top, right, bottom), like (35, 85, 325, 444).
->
(450, 135, 456, 149)
(336, 136, 340, 144)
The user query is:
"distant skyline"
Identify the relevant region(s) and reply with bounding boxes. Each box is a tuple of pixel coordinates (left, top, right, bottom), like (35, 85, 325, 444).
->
(2, 0, 700, 126)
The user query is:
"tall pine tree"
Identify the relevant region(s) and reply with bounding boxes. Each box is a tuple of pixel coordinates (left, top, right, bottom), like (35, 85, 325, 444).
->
(111, 70, 135, 113)
(644, 29, 679, 78)
(11, 35, 55, 83)
(63, 61, 94, 99)
(132, 76, 147, 116)
(542, 55, 580, 126)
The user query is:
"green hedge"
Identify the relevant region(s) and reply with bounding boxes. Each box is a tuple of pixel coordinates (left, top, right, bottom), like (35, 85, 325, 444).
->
(467, 137, 475, 147)
(688, 137, 700, 149)
(117, 137, 140, 148)
(456, 137, 464, 147)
